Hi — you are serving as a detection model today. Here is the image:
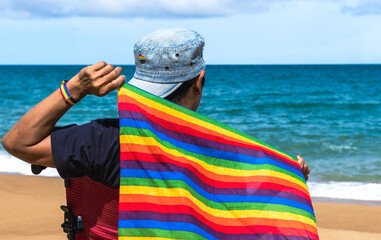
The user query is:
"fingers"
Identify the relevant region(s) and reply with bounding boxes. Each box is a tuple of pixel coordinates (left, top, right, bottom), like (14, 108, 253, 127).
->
(92, 62, 123, 85)
(77, 61, 125, 97)
(91, 61, 108, 71)
(297, 155, 310, 181)
(78, 62, 109, 81)
(86, 61, 118, 80)
(103, 66, 123, 83)
(91, 64, 124, 96)
(95, 64, 115, 79)
(101, 75, 126, 96)
(297, 155, 305, 169)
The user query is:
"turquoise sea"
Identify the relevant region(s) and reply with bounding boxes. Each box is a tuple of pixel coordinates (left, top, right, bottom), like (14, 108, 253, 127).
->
(0, 65, 380, 201)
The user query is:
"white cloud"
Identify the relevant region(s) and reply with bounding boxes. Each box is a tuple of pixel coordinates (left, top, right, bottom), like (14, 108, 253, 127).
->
(342, 0, 381, 15)
(0, 0, 380, 64)
(0, 0, 380, 19)
(0, 0, 288, 19)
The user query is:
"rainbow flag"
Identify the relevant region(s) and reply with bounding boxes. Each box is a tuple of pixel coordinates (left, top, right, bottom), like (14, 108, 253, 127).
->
(118, 83, 319, 240)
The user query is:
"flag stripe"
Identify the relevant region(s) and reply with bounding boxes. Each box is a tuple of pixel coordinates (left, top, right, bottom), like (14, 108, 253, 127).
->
(120, 137, 308, 190)
(119, 220, 315, 240)
(120, 120, 303, 178)
(120, 176, 314, 216)
(118, 95, 297, 164)
(119, 186, 316, 226)
(120, 160, 312, 207)
(120, 152, 311, 199)
(118, 201, 318, 235)
(120, 211, 318, 238)
(119, 108, 300, 171)
(119, 227, 209, 240)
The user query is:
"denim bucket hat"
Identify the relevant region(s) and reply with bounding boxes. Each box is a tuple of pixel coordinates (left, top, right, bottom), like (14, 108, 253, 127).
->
(128, 28, 205, 98)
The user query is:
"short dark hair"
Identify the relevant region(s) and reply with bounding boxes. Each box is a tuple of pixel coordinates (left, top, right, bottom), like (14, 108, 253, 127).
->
(165, 75, 205, 103)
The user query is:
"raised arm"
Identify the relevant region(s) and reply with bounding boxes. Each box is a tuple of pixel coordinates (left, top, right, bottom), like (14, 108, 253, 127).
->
(1, 61, 125, 167)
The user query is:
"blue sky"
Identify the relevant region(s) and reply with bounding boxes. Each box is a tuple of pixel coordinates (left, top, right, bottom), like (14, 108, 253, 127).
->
(0, 0, 380, 64)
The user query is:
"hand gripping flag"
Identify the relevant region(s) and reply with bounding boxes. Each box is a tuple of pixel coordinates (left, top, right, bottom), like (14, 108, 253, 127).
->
(118, 83, 319, 240)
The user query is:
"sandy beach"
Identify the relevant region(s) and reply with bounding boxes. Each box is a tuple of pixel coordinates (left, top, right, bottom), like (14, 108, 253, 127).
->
(1, 174, 380, 240)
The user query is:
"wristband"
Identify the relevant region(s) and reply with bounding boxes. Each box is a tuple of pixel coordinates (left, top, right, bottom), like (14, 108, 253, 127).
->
(59, 80, 78, 106)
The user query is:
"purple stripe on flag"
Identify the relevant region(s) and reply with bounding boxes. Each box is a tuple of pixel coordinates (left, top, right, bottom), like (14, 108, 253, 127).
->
(120, 160, 312, 208)
(119, 211, 315, 240)
(120, 110, 300, 173)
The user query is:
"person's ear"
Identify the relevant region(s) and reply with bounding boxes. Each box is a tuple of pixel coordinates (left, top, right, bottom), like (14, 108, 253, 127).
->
(194, 70, 205, 95)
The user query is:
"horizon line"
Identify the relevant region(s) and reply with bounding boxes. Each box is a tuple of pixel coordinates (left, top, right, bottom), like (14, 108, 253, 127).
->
(1, 63, 381, 66)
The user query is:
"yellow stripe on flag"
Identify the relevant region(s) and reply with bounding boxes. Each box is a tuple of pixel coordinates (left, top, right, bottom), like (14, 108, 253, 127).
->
(120, 185, 317, 228)
(120, 134, 307, 190)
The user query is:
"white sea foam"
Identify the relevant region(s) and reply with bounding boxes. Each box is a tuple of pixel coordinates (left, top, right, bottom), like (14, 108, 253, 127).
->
(1, 150, 381, 201)
(307, 181, 381, 201)
(322, 143, 358, 152)
(0, 151, 59, 177)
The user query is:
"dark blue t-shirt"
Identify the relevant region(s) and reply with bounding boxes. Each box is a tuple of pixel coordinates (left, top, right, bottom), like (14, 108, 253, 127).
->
(51, 119, 120, 188)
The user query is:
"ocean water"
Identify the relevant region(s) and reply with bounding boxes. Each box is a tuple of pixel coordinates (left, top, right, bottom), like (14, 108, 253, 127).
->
(0, 65, 380, 201)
